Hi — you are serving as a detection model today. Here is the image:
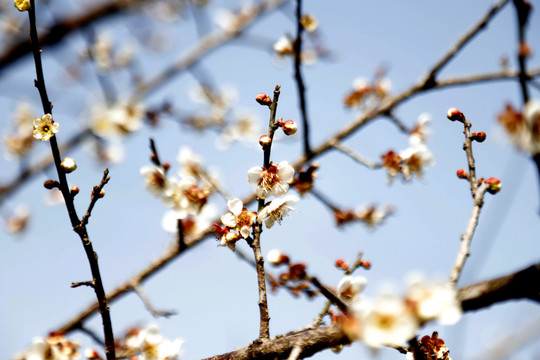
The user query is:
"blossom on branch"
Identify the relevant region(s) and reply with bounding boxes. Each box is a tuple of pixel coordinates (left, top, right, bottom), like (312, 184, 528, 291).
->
(124, 323, 184, 360)
(32, 114, 59, 141)
(248, 161, 295, 199)
(337, 275, 367, 304)
(257, 195, 299, 228)
(220, 198, 256, 238)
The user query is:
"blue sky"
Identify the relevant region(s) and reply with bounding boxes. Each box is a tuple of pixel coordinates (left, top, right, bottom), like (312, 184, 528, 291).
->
(1, 1, 540, 359)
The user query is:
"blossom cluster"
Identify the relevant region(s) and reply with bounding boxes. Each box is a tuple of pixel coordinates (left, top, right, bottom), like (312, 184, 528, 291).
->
(119, 324, 184, 360)
(214, 160, 299, 249)
(381, 113, 434, 183)
(13, 333, 80, 360)
(337, 275, 461, 349)
(141, 146, 215, 236)
(343, 75, 391, 110)
(266, 249, 318, 298)
(334, 204, 393, 228)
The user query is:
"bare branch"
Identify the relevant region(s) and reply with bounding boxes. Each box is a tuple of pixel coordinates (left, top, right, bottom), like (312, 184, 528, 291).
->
(133, 283, 176, 318)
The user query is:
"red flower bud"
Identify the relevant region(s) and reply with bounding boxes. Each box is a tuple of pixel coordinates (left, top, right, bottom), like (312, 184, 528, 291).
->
(255, 93, 272, 106)
(43, 180, 60, 189)
(456, 169, 468, 179)
(360, 260, 371, 269)
(471, 131, 487, 142)
(485, 177, 501, 194)
(282, 120, 297, 135)
(447, 108, 465, 122)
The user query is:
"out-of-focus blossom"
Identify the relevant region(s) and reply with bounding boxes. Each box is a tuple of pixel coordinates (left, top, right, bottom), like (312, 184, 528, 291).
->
(257, 195, 299, 228)
(162, 204, 216, 236)
(33, 114, 59, 141)
(220, 198, 256, 238)
(344, 76, 391, 109)
(267, 249, 289, 266)
(354, 293, 418, 348)
(406, 278, 462, 325)
(497, 101, 540, 155)
(90, 101, 145, 139)
(273, 36, 294, 57)
(14, 333, 80, 360)
(399, 143, 435, 180)
(217, 112, 261, 150)
(124, 323, 184, 360)
(409, 113, 431, 146)
(292, 163, 318, 195)
(248, 161, 295, 199)
(213, 8, 240, 32)
(163, 179, 209, 219)
(300, 14, 318, 32)
(337, 275, 367, 304)
(4, 205, 30, 234)
(140, 165, 170, 197)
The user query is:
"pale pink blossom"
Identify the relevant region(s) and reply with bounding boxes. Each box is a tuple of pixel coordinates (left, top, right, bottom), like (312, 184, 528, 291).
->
(220, 198, 256, 238)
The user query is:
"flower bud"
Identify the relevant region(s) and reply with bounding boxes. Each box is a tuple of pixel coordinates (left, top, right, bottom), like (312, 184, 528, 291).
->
(163, 162, 170, 171)
(335, 259, 349, 270)
(471, 132, 487, 142)
(255, 93, 272, 106)
(447, 108, 465, 122)
(360, 260, 371, 269)
(60, 157, 77, 173)
(70, 186, 80, 197)
(282, 120, 297, 135)
(485, 177, 501, 194)
(14, 0, 31, 11)
(456, 169, 468, 179)
(259, 135, 272, 148)
(43, 179, 60, 190)
(98, 189, 106, 198)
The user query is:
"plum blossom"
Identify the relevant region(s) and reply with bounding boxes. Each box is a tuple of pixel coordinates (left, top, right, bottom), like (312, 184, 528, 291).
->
(353, 293, 419, 348)
(399, 143, 435, 180)
(14, 334, 80, 360)
(140, 165, 170, 197)
(163, 178, 209, 219)
(257, 195, 299, 228)
(213, 223, 241, 251)
(32, 114, 59, 141)
(337, 275, 367, 304)
(248, 161, 295, 199)
(125, 323, 184, 360)
(406, 278, 462, 325)
(90, 100, 145, 139)
(220, 198, 256, 238)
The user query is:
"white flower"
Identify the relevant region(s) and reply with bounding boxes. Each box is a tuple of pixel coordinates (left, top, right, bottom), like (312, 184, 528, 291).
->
(32, 114, 59, 141)
(217, 112, 261, 150)
(221, 198, 256, 238)
(162, 203, 217, 235)
(409, 113, 431, 146)
(257, 195, 299, 228)
(406, 279, 462, 325)
(17, 334, 80, 360)
(248, 161, 295, 199)
(356, 293, 419, 348)
(213, 8, 239, 32)
(125, 323, 184, 360)
(140, 165, 169, 197)
(90, 101, 145, 139)
(273, 36, 294, 56)
(337, 275, 367, 304)
(399, 143, 434, 180)
(163, 178, 209, 218)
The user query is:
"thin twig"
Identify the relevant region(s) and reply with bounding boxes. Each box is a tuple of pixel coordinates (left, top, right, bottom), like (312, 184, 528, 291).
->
(308, 277, 348, 314)
(293, 0, 312, 157)
(133, 283, 176, 317)
(71, 281, 95, 289)
(79, 169, 110, 229)
(331, 142, 381, 169)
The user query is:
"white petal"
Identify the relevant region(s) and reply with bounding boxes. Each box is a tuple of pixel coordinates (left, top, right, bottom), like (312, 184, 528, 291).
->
(227, 198, 243, 215)
(277, 161, 295, 183)
(247, 167, 263, 185)
(221, 213, 237, 227)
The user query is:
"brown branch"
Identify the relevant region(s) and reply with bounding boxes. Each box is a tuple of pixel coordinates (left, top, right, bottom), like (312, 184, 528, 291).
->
(199, 262, 540, 360)
(79, 169, 110, 229)
(26, 2, 116, 358)
(421, 0, 510, 87)
(331, 142, 382, 170)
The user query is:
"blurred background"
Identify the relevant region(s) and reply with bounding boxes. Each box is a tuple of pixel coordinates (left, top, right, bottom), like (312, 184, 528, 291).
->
(1, 0, 539, 359)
